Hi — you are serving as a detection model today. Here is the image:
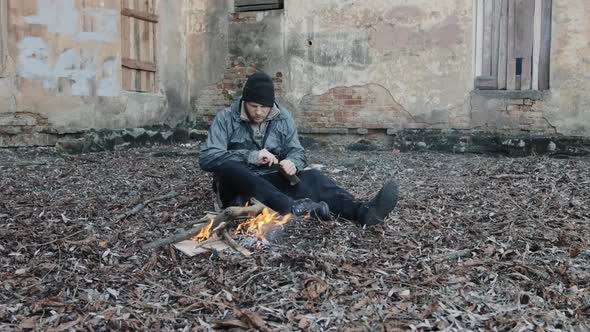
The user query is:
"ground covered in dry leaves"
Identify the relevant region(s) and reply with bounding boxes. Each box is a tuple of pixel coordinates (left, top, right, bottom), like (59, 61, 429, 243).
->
(1, 144, 589, 331)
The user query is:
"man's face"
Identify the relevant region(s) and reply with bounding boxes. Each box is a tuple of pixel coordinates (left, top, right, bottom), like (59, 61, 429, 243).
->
(245, 101, 272, 124)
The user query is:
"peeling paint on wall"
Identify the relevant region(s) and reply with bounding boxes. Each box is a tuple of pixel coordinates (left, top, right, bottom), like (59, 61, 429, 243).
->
(17, 37, 119, 96)
(97, 58, 121, 97)
(289, 31, 371, 68)
(24, 0, 118, 42)
(16, 0, 121, 97)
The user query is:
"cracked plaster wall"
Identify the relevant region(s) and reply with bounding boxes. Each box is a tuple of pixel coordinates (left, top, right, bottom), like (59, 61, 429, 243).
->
(1, 0, 230, 146)
(283, 0, 473, 131)
(223, 0, 590, 138)
(469, 0, 590, 136)
(542, 0, 590, 136)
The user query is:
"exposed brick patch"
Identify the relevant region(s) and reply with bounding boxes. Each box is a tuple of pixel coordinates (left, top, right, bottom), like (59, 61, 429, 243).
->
(194, 56, 283, 122)
(0, 112, 55, 146)
(298, 84, 411, 129)
(506, 97, 552, 132)
(230, 12, 257, 23)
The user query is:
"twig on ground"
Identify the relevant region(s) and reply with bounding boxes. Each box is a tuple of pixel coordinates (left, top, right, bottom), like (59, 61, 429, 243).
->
(0, 161, 47, 167)
(34, 229, 86, 247)
(432, 249, 473, 262)
(112, 191, 179, 222)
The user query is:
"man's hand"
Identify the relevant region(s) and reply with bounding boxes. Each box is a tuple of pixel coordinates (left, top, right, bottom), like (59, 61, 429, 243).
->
(279, 159, 297, 176)
(257, 149, 279, 166)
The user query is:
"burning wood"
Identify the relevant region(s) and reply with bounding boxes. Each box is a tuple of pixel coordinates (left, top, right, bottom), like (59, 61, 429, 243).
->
(192, 219, 214, 242)
(142, 199, 293, 255)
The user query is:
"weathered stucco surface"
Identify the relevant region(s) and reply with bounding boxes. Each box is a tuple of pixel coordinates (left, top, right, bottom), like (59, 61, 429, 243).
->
(224, 0, 589, 139)
(469, 0, 590, 136)
(283, 0, 473, 130)
(0, 0, 229, 146)
(2, 0, 590, 147)
(543, 0, 590, 136)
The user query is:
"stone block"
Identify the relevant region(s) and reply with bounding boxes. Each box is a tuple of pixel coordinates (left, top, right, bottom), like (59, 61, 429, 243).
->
(0, 126, 22, 135)
(126, 128, 147, 138)
(0, 113, 39, 126)
(356, 128, 369, 135)
(56, 137, 92, 154)
(308, 127, 349, 134)
(190, 129, 208, 140)
(386, 128, 400, 135)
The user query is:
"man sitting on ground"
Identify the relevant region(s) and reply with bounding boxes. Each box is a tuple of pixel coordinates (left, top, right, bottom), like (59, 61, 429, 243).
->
(198, 71, 399, 225)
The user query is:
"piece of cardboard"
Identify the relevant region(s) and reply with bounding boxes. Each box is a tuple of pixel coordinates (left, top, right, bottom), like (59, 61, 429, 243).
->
(173, 236, 230, 257)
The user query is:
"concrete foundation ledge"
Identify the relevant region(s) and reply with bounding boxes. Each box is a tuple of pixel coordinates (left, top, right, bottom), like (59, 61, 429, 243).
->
(299, 129, 590, 158)
(52, 126, 208, 154)
(4, 125, 589, 158)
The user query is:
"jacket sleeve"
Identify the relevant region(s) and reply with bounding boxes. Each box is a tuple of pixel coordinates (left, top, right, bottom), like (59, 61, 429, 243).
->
(198, 110, 257, 172)
(283, 115, 307, 172)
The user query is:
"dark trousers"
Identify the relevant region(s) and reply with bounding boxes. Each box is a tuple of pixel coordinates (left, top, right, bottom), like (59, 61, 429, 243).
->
(216, 161, 361, 219)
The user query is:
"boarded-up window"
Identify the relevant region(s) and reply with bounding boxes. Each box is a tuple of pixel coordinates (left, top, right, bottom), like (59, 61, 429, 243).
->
(235, 0, 284, 12)
(121, 0, 158, 93)
(474, 0, 552, 90)
(0, 0, 8, 78)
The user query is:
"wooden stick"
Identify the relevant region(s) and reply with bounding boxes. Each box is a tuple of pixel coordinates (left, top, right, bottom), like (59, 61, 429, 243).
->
(141, 222, 210, 250)
(112, 191, 179, 222)
(142, 199, 270, 250)
(0, 161, 47, 168)
(432, 249, 473, 262)
(222, 230, 252, 256)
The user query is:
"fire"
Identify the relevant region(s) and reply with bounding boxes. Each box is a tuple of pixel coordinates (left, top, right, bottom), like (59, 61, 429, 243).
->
(235, 208, 291, 241)
(192, 219, 214, 242)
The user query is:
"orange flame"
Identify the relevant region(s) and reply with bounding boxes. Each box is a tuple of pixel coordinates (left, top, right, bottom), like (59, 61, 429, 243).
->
(235, 208, 291, 241)
(192, 219, 214, 242)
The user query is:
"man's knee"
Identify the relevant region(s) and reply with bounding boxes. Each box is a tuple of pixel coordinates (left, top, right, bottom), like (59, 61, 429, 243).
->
(218, 161, 248, 173)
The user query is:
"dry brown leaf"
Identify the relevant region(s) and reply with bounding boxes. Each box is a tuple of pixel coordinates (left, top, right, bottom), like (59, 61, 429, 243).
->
(351, 297, 371, 311)
(302, 275, 329, 300)
(32, 296, 65, 312)
(379, 320, 408, 332)
(47, 315, 83, 332)
(65, 236, 96, 245)
(235, 309, 271, 332)
(19, 316, 39, 329)
(211, 319, 250, 329)
(482, 244, 497, 257)
(298, 317, 311, 329)
(419, 302, 440, 319)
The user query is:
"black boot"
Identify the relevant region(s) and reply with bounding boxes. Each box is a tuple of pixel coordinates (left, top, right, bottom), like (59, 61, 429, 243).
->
(358, 180, 399, 225)
(292, 198, 331, 221)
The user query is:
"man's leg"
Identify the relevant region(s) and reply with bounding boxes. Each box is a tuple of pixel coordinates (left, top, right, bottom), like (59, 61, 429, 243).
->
(292, 169, 399, 225)
(290, 169, 362, 221)
(216, 161, 293, 214)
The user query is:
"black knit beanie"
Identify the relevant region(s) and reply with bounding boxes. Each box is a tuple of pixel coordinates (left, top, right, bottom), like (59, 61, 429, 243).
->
(242, 72, 275, 107)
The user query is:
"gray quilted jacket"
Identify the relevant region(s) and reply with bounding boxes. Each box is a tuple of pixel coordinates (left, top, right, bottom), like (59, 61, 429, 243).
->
(199, 98, 306, 175)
